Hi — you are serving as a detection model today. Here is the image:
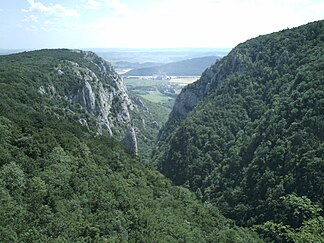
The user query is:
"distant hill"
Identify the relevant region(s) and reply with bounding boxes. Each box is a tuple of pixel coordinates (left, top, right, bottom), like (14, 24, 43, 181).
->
(94, 48, 229, 63)
(124, 56, 219, 76)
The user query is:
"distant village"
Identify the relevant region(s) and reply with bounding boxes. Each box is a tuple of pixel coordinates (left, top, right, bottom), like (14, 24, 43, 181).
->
(124, 72, 171, 80)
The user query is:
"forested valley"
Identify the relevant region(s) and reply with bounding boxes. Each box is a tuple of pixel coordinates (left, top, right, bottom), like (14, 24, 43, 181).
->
(0, 49, 259, 242)
(0, 20, 323, 242)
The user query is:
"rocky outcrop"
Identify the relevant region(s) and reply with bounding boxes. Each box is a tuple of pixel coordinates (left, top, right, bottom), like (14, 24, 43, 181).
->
(73, 80, 96, 113)
(171, 89, 201, 118)
(40, 50, 137, 153)
(77, 51, 137, 152)
(121, 126, 138, 154)
(168, 50, 250, 122)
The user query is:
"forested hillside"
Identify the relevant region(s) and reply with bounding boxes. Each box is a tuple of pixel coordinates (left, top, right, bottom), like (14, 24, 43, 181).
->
(0, 50, 261, 241)
(0, 49, 139, 151)
(155, 20, 324, 241)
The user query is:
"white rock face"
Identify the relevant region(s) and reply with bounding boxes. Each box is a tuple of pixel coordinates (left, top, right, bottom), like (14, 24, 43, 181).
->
(55, 51, 137, 153)
(121, 126, 138, 155)
(172, 89, 200, 118)
(38, 86, 46, 95)
(36, 50, 137, 153)
(73, 80, 96, 113)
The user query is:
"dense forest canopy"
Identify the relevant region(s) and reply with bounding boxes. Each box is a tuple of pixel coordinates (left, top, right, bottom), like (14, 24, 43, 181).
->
(1, 20, 323, 242)
(155, 20, 324, 242)
(0, 49, 261, 241)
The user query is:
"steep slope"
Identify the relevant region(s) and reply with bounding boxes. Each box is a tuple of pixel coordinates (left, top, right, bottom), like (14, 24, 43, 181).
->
(0, 49, 137, 152)
(0, 115, 262, 242)
(130, 94, 171, 163)
(155, 20, 324, 241)
(0, 49, 262, 242)
(124, 56, 218, 76)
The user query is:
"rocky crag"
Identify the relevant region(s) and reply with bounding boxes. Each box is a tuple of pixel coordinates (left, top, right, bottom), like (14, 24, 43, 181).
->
(22, 49, 137, 152)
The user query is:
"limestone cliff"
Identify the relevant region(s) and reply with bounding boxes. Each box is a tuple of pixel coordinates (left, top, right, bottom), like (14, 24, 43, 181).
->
(38, 49, 137, 153)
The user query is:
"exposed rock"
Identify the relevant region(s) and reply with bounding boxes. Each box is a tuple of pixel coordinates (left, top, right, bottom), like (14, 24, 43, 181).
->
(38, 86, 46, 95)
(142, 118, 146, 129)
(132, 96, 149, 112)
(156, 49, 253, 149)
(73, 81, 96, 113)
(48, 85, 56, 96)
(78, 118, 89, 129)
(38, 84, 56, 96)
(169, 50, 251, 122)
(36, 50, 138, 152)
(172, 89, 200, 118)
(67, 51, 137, 151)
(121, 126, 138, 154)
(66, 60, 79, 67)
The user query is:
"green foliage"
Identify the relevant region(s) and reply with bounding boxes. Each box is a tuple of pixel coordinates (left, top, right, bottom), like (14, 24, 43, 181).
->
(0, 49, 261, 241)
(156, 20, 324, 241)
(0, 50, 101, 131)
(253, 194, 323, 242)
(0, 115, 261, 242)
(278, 193, 322, 228)
(254, 216, 324, 242)
(130, 94, 171, 163)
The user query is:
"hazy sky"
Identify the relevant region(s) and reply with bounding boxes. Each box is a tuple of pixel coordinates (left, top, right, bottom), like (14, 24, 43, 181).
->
(1, 0, 323, 49)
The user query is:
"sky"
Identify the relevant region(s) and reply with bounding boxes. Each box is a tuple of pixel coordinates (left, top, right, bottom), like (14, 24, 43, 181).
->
(0, 0, 323, 49)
